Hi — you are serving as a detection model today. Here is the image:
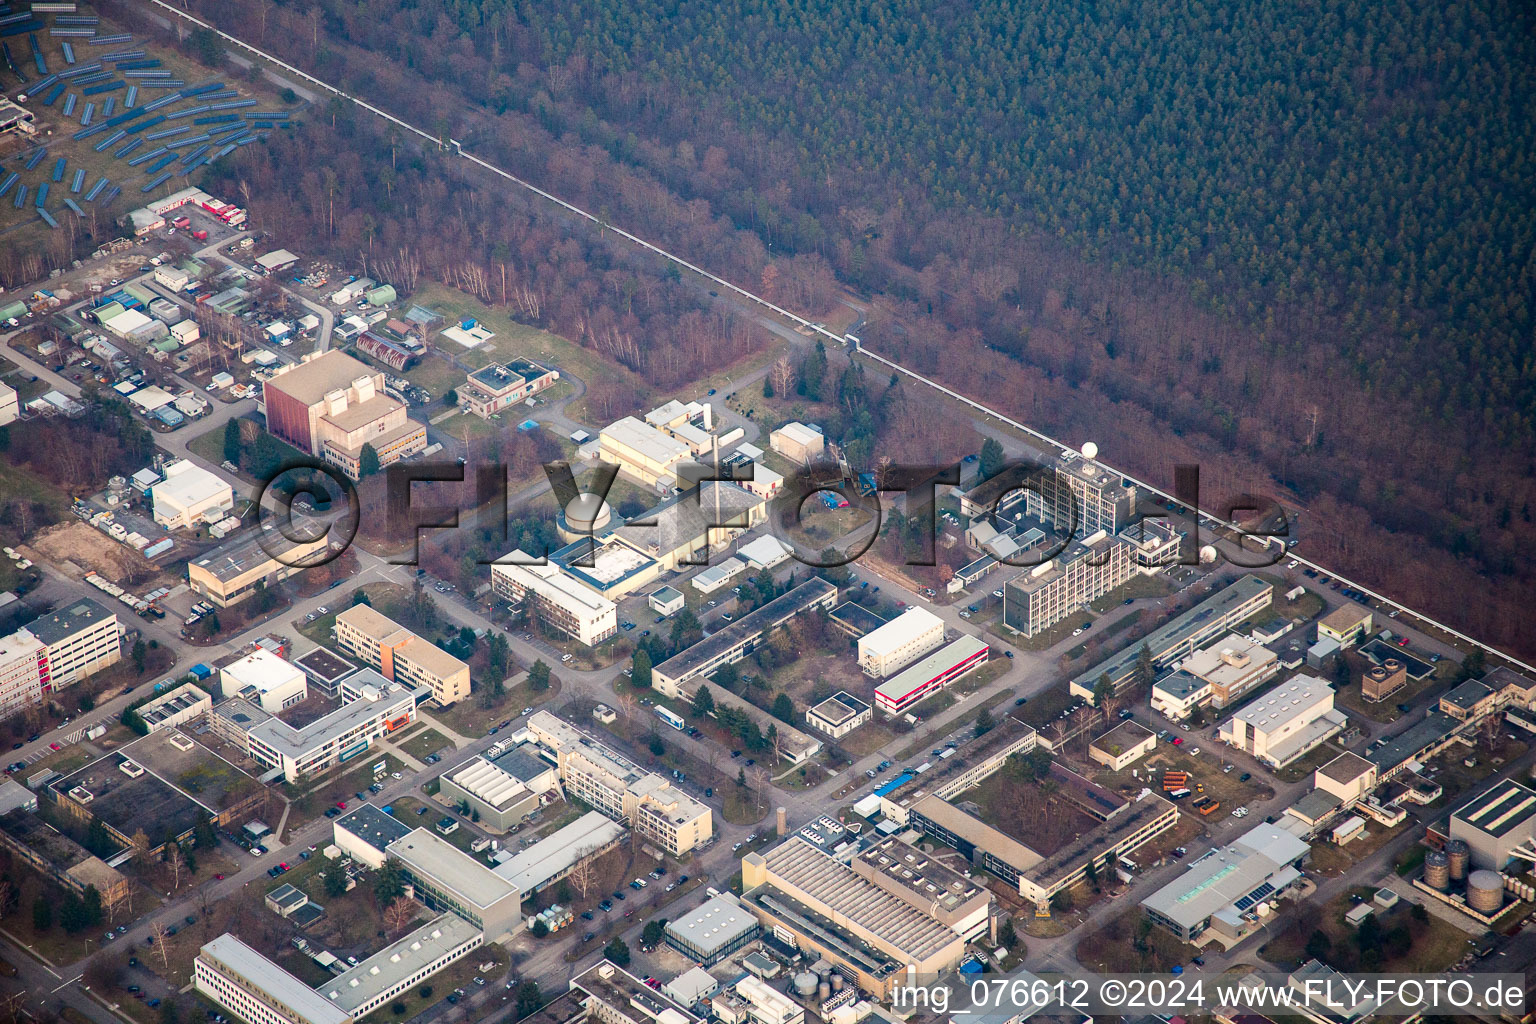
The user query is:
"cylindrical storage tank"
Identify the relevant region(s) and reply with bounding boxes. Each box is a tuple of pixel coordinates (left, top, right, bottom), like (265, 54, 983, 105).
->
(831, 974, 844, 992)
(793, 973, 819, 997)
(1445, 840, 1470, 881)
(1467, 871, 1504, 913)
(777, 806, 788, 837)
(1424, 850, 1450, 891)
(819, 983, 831, 1002)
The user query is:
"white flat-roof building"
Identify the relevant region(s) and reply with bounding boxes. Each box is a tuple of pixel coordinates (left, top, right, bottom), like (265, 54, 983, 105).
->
(151, 459, 234, 530)
(1141, 823, 1310, 943)
(1218, 675, 1346, 769)
(385, 829, 523, 940)
(492, 810, 627, 894)
(805, 691, 872, 739)
(490, 561, 618, 646)
(0, 381, 17, 427)
(321, 914, 482, 1018)
(692, 557, 747, 594)
(220, 648, 308, 713)
(738, 534, 791, 570)
(195, 934, 354, 1024)
(1179, 634, 1280, 708)
(212, 669, 420, 783)
(874, 634, 990, 716)
(857, 607, 945, 677)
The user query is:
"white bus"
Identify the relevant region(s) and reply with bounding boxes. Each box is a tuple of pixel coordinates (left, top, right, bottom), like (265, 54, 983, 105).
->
(655, 706, 685, 731)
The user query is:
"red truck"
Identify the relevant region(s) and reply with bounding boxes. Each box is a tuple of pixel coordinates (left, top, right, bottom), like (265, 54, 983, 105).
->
(192, 229, 208, 241)
(172, 215, 191, 229)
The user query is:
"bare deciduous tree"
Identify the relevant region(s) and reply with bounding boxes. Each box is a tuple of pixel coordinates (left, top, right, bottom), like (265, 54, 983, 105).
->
(567, 847, 598, 899)
(383, 896, 421, 937)
(149, 920, 172, 970)
(103, 878, 134, 924)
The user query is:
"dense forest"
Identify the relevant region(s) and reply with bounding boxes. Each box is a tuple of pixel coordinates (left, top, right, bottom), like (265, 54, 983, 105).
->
(122, 0, 1536, 655)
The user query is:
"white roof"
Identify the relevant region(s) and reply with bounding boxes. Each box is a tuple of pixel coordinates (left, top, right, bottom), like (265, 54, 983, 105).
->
(220, 648, 304, 694)
(738, 534, 791, 568)
(773, 421, 823, 445)
(1228, 674, 1334, 734)
(323, 913, 481, 1014)
(127, 385, 176, 412)
(859, 606, 944, 658)
(199, 934, 351, 1024)
(256, 249, 299, 270)
(492, 810, 625, 892)
(447, 756, 533, 811)
(103, 308, 153, 334)
(265, 321, 292, 337)
(153, 460, 231, 511)
(602, 416, 691, 466)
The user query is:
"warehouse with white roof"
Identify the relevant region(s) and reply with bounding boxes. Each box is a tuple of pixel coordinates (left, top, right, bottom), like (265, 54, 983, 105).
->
(151, 459, 234, 530)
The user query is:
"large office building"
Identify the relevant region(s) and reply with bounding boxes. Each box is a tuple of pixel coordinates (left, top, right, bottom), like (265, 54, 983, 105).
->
(195, 935, 354, 1024)
(873, 635, 990, 716)
(491, 560, 619, 646)
(857, 607, 945, 677)
(188, 524, 333, 607)
(1142, 823, 1311, 943)
(1218, 675, 1346, 768)
(525, 711, 713, 856)
(333, 803, 415, 869)
(25, 597, 120, 689)
(0, 629, 47, 723)
(220, 648, 308, 713)
(1449, 778, 1536, 872)
(151, 460, 234, 530)
(1070, 574, 1274, 700)
(211, 669, 420, 782)
(740, 836, 968, 998)
(385, 829, 524, 939)
(260, 351, 426, 480)
(332, 604, 470, 705)
(459, 359, 560, 419)
(851, 835, 992, 941)
(1178, 634, 1279, 709)
(652, 578, 838, 697)
(1000, 521, 1178, 639)
(959, 451, 1136, 536)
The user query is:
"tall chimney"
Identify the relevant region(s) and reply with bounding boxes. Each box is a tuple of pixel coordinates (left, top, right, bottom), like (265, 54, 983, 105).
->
(777, 806, 788, 837)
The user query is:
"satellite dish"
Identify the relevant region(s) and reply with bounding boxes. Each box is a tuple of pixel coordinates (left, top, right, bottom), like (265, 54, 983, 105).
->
(1080, 441, 1099, 460)
(1199, 544, 1218, 564)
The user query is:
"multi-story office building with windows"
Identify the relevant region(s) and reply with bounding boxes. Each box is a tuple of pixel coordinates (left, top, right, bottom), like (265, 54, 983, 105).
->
(332, 604, 470, 705)
(526, 711, 713, 856)
(194, 934, 354, 1024)
(25, 597, 120, 690)
(188, 525, 333, 608)
(490, 561, 618, 647)
(1070, 574, 1274, 700)
(211, 670, 420, 782)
